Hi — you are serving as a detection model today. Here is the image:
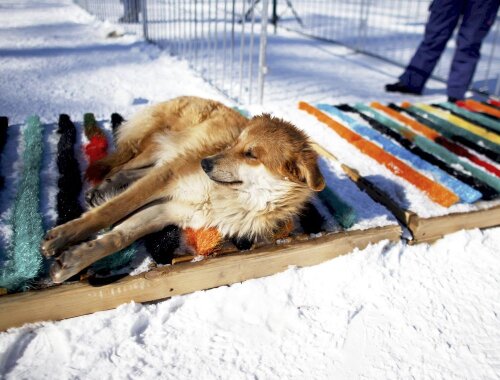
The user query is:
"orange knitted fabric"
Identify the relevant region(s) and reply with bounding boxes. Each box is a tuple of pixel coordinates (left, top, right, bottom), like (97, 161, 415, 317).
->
(184, 227, 223, 256)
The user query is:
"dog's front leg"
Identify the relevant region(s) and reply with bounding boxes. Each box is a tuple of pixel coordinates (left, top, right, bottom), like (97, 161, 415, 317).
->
(41, 164, 174, 256)
(49, 202, 180, 283)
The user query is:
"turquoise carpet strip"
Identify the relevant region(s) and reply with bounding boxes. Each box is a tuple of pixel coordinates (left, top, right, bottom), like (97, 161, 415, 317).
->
(0, 116, 45, 291)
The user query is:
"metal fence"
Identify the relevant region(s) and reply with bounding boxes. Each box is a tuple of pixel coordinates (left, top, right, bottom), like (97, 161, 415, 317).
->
(75, 0, 270, 104)
(275, 0, 500, 96)
(74, 0, 499, 99)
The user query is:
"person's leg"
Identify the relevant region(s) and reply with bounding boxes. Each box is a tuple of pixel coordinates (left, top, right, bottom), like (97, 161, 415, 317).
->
(388, 0, 463, 94)
(120, 0, 139, 22)
(132, 0, 141, 19)
(447, 0, 500, 100)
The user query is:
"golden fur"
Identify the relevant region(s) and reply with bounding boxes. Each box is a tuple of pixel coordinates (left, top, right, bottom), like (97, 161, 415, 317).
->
(41, 96, 325, 283)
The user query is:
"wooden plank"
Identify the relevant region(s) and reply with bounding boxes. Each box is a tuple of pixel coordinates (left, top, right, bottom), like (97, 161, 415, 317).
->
(311, 143, 414, 225)
(408, 203, 500, 243)
(0, 225, 401, 331)
(343, 167, 500, 243)
(339, 164, 415, 225)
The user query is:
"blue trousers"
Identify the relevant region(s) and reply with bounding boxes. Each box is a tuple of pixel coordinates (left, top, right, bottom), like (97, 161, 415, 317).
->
(122, 0, 141, 20)
(399, 0, 499, 99)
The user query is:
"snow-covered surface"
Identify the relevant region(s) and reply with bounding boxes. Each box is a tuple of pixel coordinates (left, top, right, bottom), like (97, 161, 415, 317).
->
(2, 229, 500, 379)
(1, 1, 499, 379)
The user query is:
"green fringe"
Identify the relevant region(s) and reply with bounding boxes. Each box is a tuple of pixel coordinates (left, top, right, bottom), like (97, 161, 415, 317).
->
(0, 116, 44, 291)
(92, 243, 137, 272)
(318, 186, 357, 229)
(83, 112, 104, 139)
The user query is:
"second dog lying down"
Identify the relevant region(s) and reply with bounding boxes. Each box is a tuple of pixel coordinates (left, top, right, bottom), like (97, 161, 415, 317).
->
(41, 96, 326, 283)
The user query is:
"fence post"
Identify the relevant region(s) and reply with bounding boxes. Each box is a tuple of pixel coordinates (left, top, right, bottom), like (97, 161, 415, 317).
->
(142, 0, 149, 41)
(258, 0, 270, 104)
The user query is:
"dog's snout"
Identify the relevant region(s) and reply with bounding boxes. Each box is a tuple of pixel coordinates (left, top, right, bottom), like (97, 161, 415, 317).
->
(201, 158, 214, 173)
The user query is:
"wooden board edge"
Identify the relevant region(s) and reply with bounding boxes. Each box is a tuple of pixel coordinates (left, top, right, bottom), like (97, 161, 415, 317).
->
(410, 203, 500, 243)
(333, 157, 499, 244)
(339, 163, 415, 225)
(0, 224, 401, 331)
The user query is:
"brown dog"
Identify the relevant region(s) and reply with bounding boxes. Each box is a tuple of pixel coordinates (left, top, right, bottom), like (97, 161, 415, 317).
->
(41, 96, 325, 283)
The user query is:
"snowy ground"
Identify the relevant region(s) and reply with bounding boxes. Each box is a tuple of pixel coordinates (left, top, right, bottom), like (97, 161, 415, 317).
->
(1, 1, 500, 379)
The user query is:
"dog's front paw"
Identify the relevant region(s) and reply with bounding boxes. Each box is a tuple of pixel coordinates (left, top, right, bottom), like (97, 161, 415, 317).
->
(49, 243, 93, 283)
(41, 219, 84, 257)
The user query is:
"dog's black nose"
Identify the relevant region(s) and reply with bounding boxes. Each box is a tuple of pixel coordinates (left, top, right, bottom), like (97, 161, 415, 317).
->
(201, 158, 213, 173)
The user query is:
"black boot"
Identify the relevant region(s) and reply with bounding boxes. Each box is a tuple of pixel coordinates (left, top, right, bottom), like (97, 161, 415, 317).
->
(385, 82, 421, 95)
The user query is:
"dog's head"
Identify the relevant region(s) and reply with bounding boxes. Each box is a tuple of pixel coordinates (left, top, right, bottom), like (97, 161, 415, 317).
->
(201, 114, 325, 194)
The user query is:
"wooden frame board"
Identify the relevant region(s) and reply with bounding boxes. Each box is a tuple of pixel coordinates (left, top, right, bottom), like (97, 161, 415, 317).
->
(0, 225, 401, 331)
(341, 163, 500, 243)
(312, 143, 500, 243)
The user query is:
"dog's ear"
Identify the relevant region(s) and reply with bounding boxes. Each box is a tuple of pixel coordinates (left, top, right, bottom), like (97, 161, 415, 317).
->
(286, 147, 325, 191)
(298, 147, 326, 191)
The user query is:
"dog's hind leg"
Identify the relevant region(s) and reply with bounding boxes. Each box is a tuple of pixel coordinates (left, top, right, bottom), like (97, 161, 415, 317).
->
(42, 163, 177, 256)
(49, 202, 177, 283)
(107, 142, 159, 176)
(85, 143, 160, 207)
(86, 143, 137, 181)
(85, 167, 152, 208)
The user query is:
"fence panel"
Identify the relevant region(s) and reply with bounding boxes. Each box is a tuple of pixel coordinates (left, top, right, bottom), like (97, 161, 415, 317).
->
(276, 0, 499, 96)
(75, 0, 270, 104)
(74, 0, 144, 35)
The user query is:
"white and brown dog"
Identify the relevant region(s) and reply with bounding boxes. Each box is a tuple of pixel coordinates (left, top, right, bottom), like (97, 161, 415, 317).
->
(41, 96, 325, 283)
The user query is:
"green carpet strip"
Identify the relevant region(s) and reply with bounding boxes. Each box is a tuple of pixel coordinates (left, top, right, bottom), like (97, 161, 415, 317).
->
(407, 104, 500, 155)
(355, 104, 500, 194)
(92, 243, 137, 273)
(318, 186, 357, 229)
(0, 116, 44, 291)
(437, 102, 500, 134)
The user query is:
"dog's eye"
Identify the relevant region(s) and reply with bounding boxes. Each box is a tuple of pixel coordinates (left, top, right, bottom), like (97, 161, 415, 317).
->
(244, 150, 256, 159)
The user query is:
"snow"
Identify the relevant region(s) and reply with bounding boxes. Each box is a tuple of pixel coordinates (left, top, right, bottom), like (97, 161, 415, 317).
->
(2, 229, 500, 379)
(1, 1, 500, 379)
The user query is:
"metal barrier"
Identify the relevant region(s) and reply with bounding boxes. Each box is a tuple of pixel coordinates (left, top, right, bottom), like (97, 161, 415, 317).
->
(275, 0, 499, 96)
(74, 0, 270, 104)
(74, 0, 498, 99)
(74, 0, 144, 35)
